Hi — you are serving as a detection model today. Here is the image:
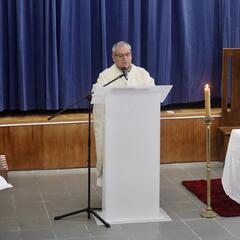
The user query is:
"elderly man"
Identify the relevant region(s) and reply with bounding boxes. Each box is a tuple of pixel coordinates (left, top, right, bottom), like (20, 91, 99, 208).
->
(92, 41, 155, 186)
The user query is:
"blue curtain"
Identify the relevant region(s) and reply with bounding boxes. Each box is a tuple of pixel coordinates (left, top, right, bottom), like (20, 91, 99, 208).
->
(0, 0, 240, 111)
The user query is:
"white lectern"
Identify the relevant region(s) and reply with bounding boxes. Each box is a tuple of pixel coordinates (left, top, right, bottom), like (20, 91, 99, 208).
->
(92, 86, 172, 224)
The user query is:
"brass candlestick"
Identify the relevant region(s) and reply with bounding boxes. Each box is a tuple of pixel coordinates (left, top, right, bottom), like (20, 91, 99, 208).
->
(200, 116, 217, 218)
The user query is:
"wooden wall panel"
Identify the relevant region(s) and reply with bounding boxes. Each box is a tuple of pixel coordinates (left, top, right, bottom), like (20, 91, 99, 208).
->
(0, 111, 221, 170)
(160, 117, 220, 163)
(2, 126, 36, 169)
(0, 122, 96, 170)
(41, 125, 66, 169)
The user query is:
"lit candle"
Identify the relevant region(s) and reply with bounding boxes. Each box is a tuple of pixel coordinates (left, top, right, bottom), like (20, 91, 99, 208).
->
(204, 84, 211, 117)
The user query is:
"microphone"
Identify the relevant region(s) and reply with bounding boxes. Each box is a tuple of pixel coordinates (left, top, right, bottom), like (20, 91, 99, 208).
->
(122, 68, 128, 80)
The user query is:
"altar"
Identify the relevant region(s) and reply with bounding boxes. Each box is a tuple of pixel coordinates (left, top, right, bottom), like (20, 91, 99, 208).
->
(222, 129, 240, 204)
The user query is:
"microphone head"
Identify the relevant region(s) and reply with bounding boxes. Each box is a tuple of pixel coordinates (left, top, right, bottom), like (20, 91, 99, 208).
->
(122, 68, 128, 80)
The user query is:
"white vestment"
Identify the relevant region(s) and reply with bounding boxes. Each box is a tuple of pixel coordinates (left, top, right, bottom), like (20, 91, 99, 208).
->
(92, 64, 155, 186)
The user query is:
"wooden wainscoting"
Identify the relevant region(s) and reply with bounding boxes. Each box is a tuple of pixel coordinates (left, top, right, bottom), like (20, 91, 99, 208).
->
(160, 109, 221, 163)
(0, 109, 221, 170)
(0, 114, 96, 170)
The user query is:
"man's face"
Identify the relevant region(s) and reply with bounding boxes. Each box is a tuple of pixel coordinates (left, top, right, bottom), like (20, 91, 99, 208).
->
(112, 45, 132, 70)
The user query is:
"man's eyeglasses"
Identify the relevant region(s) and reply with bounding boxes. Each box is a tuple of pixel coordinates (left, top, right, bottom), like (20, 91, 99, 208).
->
(114, 52, 132, 59)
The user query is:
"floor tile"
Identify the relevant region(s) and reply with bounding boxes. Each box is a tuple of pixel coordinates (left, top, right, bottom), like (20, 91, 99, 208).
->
(1, 162, 239, 240)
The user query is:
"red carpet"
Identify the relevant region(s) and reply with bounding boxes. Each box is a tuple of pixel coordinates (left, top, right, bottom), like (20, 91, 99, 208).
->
(182, 179, 240, 217)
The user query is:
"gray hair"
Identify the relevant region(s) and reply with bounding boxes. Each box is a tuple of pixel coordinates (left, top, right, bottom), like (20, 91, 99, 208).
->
(112, 41, 132, 54)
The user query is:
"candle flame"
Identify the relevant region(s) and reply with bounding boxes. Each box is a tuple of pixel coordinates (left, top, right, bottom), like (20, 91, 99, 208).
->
(205, 84, 210, 90)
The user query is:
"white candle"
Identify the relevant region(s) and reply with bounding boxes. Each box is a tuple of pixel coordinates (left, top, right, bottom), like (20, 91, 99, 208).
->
(204, 84, 211, 117)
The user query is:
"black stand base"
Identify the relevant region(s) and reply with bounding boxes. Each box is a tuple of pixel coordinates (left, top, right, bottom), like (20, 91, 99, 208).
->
(53, 95, 110, 228)
(54, 207, 110, 228)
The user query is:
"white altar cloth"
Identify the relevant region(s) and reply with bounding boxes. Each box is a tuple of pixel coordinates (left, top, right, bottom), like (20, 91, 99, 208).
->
(222, 129, 240, 204)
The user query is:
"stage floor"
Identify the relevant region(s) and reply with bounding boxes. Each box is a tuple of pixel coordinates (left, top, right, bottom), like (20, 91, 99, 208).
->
(0, 108, 221, 125)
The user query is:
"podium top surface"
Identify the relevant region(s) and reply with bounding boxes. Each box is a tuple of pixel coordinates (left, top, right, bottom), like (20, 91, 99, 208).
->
(92, 85, 172, 104)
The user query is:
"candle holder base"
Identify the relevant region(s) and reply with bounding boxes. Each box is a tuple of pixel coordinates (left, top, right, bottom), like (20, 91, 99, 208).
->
(200, 208, 217, 218)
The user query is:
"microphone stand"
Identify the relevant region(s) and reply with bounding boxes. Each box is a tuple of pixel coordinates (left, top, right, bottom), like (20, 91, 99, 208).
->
(49, 72, 126, 228)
